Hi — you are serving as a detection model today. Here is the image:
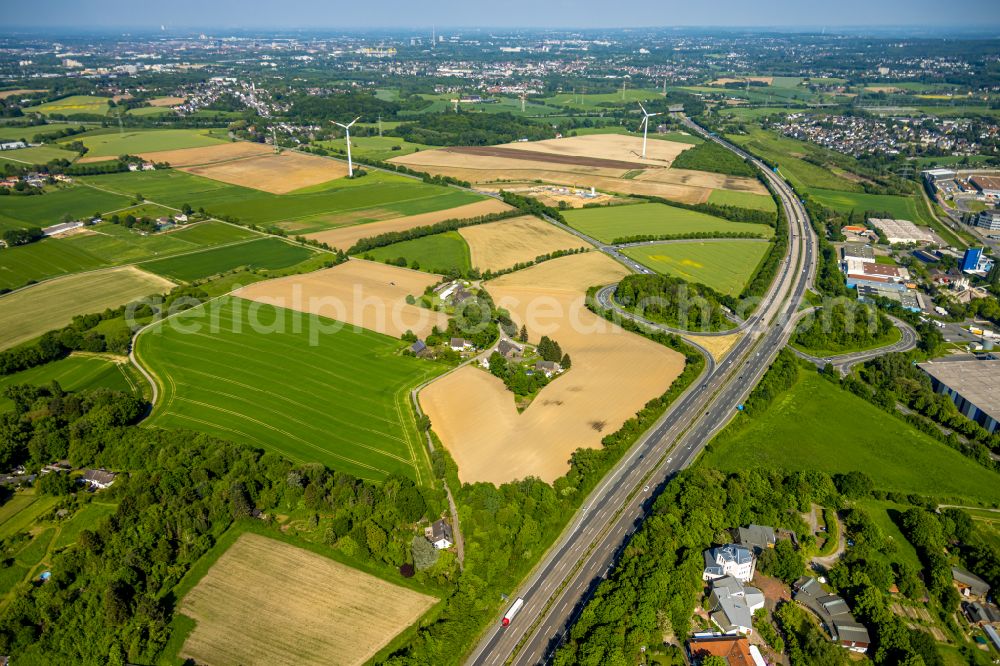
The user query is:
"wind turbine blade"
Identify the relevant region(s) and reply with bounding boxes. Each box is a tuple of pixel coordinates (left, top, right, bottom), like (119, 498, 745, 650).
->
(347, 116, 361, 128)
(638, 102, 647, 115)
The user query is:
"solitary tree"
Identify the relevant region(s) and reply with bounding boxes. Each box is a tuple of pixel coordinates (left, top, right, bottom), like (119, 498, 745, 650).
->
(519, 324, 528, 343)
(561, 353, 572, 369)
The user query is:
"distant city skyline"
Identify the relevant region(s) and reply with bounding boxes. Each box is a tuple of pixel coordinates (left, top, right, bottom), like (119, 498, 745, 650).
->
(7, 0, 1000, 31)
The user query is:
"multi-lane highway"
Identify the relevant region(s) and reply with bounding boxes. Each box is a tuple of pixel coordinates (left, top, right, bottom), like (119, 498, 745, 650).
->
(465, 115, 818, 666)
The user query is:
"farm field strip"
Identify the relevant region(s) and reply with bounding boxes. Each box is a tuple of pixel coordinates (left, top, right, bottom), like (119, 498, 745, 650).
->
(177, 533, 437, 666)
(138, 297, 442, 482)
(137, 236, 316, 282)
(458, 215, 585, 271)
(0, 355, 136, 412)
(562, 202, 774, 243)
(69, 128, 227, 159)
(361, 231, 472, 273)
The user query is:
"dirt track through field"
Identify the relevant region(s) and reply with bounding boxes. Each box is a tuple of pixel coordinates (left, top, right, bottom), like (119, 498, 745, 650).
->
(233, 259, 448, 338)
(179, 532, 436, 666)
(183, 151, 348, 193)
(305, 199, 513, 250)
(459, 215, 585, 271)
(419, 253, 685, 484)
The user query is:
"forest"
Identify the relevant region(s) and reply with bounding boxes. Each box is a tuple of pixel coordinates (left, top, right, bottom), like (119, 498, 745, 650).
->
(613, 273, 730, 331)
(391, 112, 556, 146)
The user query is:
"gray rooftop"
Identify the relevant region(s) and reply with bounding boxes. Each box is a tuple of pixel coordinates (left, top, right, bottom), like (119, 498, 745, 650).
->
(919, 361, 1000, 427)
(843, 243, 875, 261)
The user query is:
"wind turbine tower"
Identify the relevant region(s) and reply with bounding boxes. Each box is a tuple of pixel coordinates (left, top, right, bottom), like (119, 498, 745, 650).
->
(637, 103, 661, 159)
(332, 116, 361, 177)
(378, 114, 383, 137)
(520, 92, 526, 113)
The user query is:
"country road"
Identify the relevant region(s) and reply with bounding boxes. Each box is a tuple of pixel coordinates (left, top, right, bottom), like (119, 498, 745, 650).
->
(464, 115, 819, 666)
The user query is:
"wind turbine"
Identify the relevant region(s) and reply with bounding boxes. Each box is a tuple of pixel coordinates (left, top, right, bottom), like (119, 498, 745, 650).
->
(637, 103, 660, 159)
(333, 116, 360, 177)
(519, 92, 526, 113)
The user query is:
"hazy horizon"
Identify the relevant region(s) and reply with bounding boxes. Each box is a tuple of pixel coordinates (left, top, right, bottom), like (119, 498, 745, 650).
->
(6, 0, 1000, 32)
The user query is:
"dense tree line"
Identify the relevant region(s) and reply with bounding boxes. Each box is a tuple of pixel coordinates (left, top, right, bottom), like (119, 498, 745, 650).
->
(793, 302, 895, 353)
(803, 198, 850, 297)
(611, 230, 767, 244)
(391, 112, 555, 146)
(670, 139, 757, 178)
(1, 227, 43, 247)
(614, 273, 730, 331)
(498, 190, 567, 223)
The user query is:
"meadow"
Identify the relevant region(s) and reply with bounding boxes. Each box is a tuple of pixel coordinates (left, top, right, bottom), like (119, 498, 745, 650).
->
(727, 128, 863, 193)
(26, 95, 109, 117)
(0, 266, 173, 350)
(400, 93, 563, 117)
(82, 169, 482, 234)
(806, 188, 937, 227)
(0, 144, 79, 166)
(69, 128, 227, 158)
(137, 297, 444, 483)
(0, 183, 132, 233)
(621, 239, 771, 296)
(0, 220, 260, 290)
(360, 231, 471, 273)
(138, 237, 316, 282)
(701, 372, 1000, 505)
(539, 89, 664, 110)
(0, 355, 138, 412)
(707, 189, 777, 212)
(563, 202, 774, 243)
(318, 135, 432, 162)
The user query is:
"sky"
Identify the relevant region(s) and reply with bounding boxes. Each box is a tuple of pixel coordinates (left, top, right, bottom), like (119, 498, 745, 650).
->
(6, 0, 1000, 31)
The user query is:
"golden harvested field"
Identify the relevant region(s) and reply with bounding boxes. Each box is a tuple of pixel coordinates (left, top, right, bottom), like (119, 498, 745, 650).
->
(459, 215, 584, 271)
(148, 96, 185, 107)
(420, 253, 685, 484)
(179, 533, 436, 666)
(233, 258, 448, 338)
(687, 332, 741, 362)
(305, 199, 514, 250)
(133, 141, 272, 167)
(183, 151, 348, 193)
(501, 134, 692, 167)
(0, 89, 44, 99)
(0, 267, 174, 351)
(390, 133, 764, 204)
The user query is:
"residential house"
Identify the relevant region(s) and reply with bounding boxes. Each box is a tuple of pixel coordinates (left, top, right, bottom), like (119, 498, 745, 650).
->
(497, 339, 522, 359)
(425, 519, 453, 550)
(734, 524, 776, 554)
(964, 600, 1000, 625)
(81, 469, 117, 490)
(793, 577, 871, 653)
(703, 544, 755, 583)
(952, 567, 990, 599)
(142, 162, 156, 171)
(450, 337, 471, 352)
(410, 340, 428, 355)
(534, 360, 561, 377)
(688, 635, 764, 666)
(706, 575, 765, 636)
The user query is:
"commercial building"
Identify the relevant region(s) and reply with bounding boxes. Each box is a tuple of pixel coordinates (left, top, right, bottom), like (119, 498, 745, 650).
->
(970, 175, 1000, 197)
(922, 168, 957, 183)
(918, 360, 1000, 433)
(869, 218, 934, 245)
(974, 211, 1000, 232)
(961, 247, 994, 274)
(855, 283, 921, 312)
(842, 243, 875, 263)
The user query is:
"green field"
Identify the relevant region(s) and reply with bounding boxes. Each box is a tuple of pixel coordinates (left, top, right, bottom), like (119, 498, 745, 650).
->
(0, 183, 132, 233)
(707, 189, 777, 212)
(0, 220, 260, 290)
(807, 188, 937, 227)
(539, 89, 664, 110)
(126, 106, 176, 117)
(137, 297, 443, 483)
(0, 266, 172, 351)
(82, 169, 483, 234)
(0, 492, 58, 539)
(52, 502, 117, 550)
(361, 231, 471, 273)
(727, 129, 863, 193)
(0, 144, 79, 166)
(621, 240, 771, 296)
(563, 203, 774, 243)
(400, 93, 564, 117)
(138, 237, 315, 282)
(27, 95, 109, 117)
(855, 499, 924, 571)
(0, 355, 137, 412)
(702, 372, 1000, 505)
(70, 128, 227, 158)
(318, 136, 432, 162)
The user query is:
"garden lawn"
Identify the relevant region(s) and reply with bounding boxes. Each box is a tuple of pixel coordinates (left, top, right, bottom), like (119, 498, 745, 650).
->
(137, 297, 444, 483)
(0, 356, 137, 412)
(621, 239, 771, 296)
(562, 203, 773, 243)
(360, 231, 471, 274)
(53, 503, 117, 550)
(701, 372, 1000, 505)
(855, 499, 924, 572)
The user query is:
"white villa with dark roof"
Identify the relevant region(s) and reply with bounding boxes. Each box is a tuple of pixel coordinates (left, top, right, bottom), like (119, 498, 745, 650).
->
(703, 544, 755, 583)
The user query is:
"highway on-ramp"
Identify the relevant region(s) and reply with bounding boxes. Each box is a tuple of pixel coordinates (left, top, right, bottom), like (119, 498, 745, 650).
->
(464, 115, 818, 666)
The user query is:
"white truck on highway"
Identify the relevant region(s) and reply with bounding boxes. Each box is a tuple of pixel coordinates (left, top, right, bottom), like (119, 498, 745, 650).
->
(502, 598, 525, 627)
